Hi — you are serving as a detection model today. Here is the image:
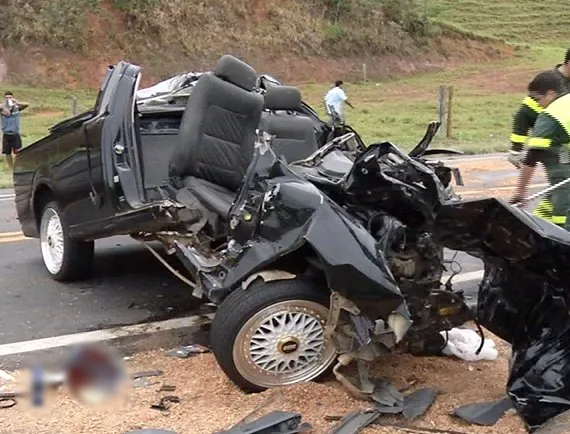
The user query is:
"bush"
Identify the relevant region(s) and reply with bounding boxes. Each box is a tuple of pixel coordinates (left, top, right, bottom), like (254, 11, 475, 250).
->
(1, 0, 98, 51)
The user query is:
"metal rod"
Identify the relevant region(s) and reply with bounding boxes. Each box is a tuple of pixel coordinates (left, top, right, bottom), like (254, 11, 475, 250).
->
(514, 176, 570, 207)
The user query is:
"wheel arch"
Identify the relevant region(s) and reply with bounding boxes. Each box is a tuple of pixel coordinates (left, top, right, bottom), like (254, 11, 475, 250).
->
(32, 183, 56, 231)
(240, 243, 329, 294)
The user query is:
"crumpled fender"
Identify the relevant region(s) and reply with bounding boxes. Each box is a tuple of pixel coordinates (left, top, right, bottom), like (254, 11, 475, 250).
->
(211, 176, 409, 321)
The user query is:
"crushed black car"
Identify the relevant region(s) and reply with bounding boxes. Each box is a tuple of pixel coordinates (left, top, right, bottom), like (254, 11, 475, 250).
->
(12, 54, 570, 432)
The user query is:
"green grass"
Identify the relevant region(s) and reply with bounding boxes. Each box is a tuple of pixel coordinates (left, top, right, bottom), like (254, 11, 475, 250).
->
(299, 46, 565, 153)
(430, 0, 570, 47)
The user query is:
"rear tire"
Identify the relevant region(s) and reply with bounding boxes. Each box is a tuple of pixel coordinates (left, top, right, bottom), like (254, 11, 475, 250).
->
(39, 201, 94, 281)
(210, 278, 337, 392)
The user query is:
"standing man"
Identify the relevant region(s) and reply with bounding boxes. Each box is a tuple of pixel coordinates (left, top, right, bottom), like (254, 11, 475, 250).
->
(510, 71, 570, 229)
(324, 80, 354, 124)
(1, 91, 27, 170)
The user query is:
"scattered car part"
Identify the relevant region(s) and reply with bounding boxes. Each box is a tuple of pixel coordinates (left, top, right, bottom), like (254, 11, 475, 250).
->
(370, 378, 405, 408)
(451, 396, 512, 426)
(131, 370, 163, 379)
(165, 344, 210, 359)
(158, 385, 176, 392)
(228, 392, 282, 429)
(214, 410, 312, 434)
(325, 410, 381, 434)
(0, 398, 16, 409)
(150, 395, 180, 411)
(402, 388, 438, 421)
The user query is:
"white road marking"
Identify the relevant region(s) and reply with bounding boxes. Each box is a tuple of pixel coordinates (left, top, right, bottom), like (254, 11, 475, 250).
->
(0, 270, 487, 357)
(0, 313, 215, 357)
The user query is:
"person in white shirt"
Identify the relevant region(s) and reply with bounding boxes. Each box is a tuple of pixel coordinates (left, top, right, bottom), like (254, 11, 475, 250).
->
(323, 80, 354, 123)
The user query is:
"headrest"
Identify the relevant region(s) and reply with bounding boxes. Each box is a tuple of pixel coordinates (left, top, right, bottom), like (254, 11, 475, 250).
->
(263, 85, 302, 111)
(213, 55, 258, 91)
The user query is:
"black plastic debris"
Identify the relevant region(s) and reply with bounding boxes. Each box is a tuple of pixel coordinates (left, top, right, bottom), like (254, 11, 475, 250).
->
(370, 378, 404, 408)
(326, 388, 438, 433)
(215, 410, 312, 434)
(402, 388, 437, 421)
(150, 396, 180, 411)
(165, 344, 210, 359)
(158, 385, 176, 392)
(451, 396, 512, 426)
(326, 410, 381, 434)
(131, 370, 164, 379)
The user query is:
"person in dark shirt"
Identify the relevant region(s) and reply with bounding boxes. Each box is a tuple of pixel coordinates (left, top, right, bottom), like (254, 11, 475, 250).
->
(511, 71, 570, 228)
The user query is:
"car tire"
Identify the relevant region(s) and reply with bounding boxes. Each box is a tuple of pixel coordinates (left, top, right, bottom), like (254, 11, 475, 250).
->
(210, 278, 337, 393)
(39, 201, 94, 281)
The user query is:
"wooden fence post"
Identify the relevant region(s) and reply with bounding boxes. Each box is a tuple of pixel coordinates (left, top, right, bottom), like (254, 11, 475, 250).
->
(438, 85, 447, 134)
(362, 63, 367, 82)
(72, 96, 77, 116)
(446, 85, 454, 138)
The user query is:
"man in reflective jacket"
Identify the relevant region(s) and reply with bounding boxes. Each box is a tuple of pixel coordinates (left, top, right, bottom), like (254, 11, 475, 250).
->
(511, 71, 570, 229)
(508, 49, 570, 169)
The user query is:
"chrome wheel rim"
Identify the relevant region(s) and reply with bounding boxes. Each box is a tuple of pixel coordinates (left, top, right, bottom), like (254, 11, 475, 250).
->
(233, 299, 337, 388)
(40, 208, 64, 275)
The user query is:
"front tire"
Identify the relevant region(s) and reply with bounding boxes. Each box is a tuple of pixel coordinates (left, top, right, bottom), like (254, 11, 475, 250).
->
(210, 278, 337, 392)
(39, 201, 94, 281)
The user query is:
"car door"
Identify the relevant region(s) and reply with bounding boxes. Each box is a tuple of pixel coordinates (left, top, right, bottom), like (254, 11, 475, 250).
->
(56, 64, 126, 228)
(98, 62, 146, 212)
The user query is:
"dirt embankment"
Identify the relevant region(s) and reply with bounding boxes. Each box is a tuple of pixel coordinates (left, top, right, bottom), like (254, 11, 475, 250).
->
(0, 0, 512, 88)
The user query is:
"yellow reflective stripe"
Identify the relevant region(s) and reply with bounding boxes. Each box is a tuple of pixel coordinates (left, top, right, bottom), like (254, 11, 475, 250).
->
(532, 199, 553, 218)
(551, 215, 567, 224)
(544, 95, 570, 138)
(523, 96, 543, 114)
(510, 133, 527, 143)
(528, 137, 552, 148)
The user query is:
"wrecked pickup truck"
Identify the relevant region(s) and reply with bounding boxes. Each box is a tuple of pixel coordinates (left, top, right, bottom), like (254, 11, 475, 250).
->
(13, 54, 470, 392)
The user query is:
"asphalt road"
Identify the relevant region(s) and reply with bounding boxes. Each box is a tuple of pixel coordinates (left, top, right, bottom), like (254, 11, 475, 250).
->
(0, 188, 206, 347)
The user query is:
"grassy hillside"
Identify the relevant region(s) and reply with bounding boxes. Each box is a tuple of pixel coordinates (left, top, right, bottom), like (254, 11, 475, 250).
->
(2, 0, 477, 87)
(430, 0, 570, 47)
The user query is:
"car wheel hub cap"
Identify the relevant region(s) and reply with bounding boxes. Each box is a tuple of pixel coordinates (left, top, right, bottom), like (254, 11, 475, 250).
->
(40, 209, 64, 274)
(233, 300, 337, 388)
